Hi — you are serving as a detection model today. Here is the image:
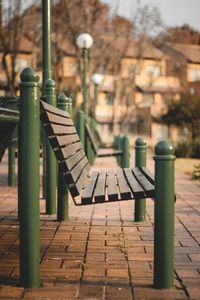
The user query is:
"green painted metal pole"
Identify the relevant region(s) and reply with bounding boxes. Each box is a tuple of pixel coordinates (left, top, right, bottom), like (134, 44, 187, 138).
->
(82, 48, 88, 115)
(153, 140, 175, 289)
(42, 0, 52, 200)
(90, 117, 96, 164)
(77, 110, 85, 149)
(19, 67, 40, 288)
(5, 97, 19, 187)
(44, 79, 57, 215)
(93, 83, 98, 121)
(117, 135, 122, 166)
(57, 94, 69, 221)
(42, 0, 52, 86)
(121, 135, 130, 168)
(0, 115, 19, 122)
(8, 131, 17, 186)
(134, 137, 147, 222)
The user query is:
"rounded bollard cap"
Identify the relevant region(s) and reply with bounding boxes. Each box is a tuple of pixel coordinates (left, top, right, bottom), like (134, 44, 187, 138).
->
(135, 137, 146, 147)
(57, 93, 68, 104)
(20, 67, 39, 83)
(45, 79, 55, 88)
(155, 140, 175, 156)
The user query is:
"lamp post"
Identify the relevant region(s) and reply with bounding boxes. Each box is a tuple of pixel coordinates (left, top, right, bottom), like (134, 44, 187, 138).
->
(76, 33, 93, 116)
(91, 73, 103, 121)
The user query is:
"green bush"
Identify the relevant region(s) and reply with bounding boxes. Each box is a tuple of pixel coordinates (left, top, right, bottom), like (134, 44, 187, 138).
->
(192, 164, 200, 180)
(175, 140, 200, 158)
(175, 141, 192, 158)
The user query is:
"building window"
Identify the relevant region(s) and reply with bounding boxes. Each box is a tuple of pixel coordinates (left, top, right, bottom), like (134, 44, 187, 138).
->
(138, 93, 154, 108)
(190, 87, 196, 95)
(145, 65, 161, 77)
(15, 58, 29, 72)
(191, 69, 200, 81)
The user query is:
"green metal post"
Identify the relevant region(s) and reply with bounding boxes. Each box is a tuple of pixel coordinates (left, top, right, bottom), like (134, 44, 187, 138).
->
(121, 135, 130, 168)
(82, 48, 88, 115)
(42, 0, 52, 86)
(117, 135, 122, 166)
(44, 79, 57, 215)
(153, 140, 175, 289)
(5, 96, 19, 187)
(8, 133, 17, 186)
(77, 110, 85, 148)
(68, 98, 73, 115)
(42, 0, 52, 199)
(19, 68, 40, 288)
(57, 94, 69, 221)
(93, 83, 98, 121)
(90, 117, 96, 164)
(134, 137, 147, 222)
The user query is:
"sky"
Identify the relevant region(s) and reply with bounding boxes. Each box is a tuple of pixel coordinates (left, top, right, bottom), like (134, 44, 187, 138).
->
(102, 0, 200, 31)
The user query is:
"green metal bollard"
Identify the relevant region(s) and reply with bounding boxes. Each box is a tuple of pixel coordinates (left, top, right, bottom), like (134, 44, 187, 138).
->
(8, 132, 17, 186)
(85, 115, 92, 164)
(57, 94, 69, 221)
(117, 135, 122, 166)
(153, 140, 175, 289)
(19, 68, 40, 288)
(4, 96, 19, 187)
(87, 117, 94, 165)
(121, 135, 130, 168)
(44, 79, 57, 215)
(134, 137, 147, 222)
(76, 109, 85, 149)
(68, 97, 73, 115)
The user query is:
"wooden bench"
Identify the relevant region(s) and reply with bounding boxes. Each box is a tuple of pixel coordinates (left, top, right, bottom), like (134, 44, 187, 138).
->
(85, 123, 122, 158)
(40, 100, 155, 206)
(0, 107, 19, 162)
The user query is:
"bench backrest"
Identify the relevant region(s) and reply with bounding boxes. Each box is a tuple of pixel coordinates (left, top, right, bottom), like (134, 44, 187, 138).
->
(40, 101, 90, 197)
(85, 123, 98, 154)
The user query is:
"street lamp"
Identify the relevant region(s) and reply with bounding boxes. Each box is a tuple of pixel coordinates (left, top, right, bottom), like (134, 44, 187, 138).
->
(91, 73, 103, 120)
(76, 33, 93, 115)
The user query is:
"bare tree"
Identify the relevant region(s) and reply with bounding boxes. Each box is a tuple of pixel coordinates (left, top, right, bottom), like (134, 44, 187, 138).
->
(0, 0, 24, 94)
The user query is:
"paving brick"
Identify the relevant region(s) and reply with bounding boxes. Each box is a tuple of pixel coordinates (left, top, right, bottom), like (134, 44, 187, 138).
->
(106, 286, 132, 300)
(107, 268, 129, 278)
(23, 286, 77, 299)
(77, 285, 104, 299)
(0, 285, 24, 298)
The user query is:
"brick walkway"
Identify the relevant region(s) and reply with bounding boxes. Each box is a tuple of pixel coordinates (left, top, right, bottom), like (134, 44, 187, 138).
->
(0, 153, 200, 299)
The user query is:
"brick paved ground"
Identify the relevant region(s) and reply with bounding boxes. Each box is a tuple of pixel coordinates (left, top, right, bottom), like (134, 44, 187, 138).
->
(0, 152, 200, 299)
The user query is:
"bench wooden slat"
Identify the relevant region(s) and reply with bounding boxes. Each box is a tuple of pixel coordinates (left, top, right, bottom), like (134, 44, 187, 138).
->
(54, 134, 80, 147)
(97, 149, 122, 157)
(61, 148, 86, 173)
(140, 167, 154, 184)
(116, 168, 132, 200)
(132, 167, 155, 197)
(56, 141, 83, 160)
(69, 164, 90, 197)
(65, 156, 89, 184)
(41, 110, 74, 126)
(45, 123, 77, 136)
(106, 170, 119, 201)
(41, 100, 70, 118)
(85, 124, 98, 154)
(123, 168, 145, 198)
(81, 171, 99, 205)
(94, 170, 107, 203)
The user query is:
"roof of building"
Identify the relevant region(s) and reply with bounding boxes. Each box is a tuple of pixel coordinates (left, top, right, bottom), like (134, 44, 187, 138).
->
(165, 43, 200, 64)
